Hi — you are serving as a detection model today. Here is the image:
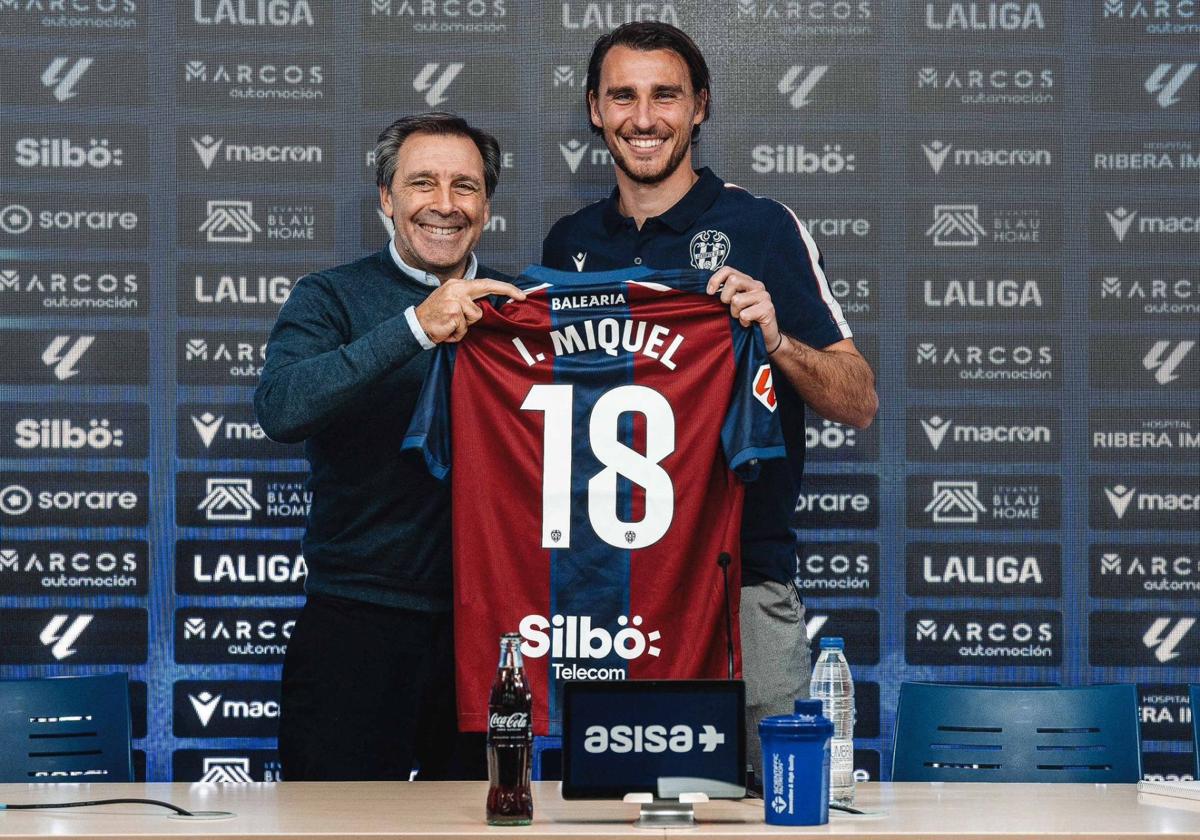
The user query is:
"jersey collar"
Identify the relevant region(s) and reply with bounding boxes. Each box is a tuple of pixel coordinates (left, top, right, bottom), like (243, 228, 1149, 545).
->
(601, 167, 725, 235)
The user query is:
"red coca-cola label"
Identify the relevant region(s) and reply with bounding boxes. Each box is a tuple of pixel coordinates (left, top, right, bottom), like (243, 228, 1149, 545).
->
(489, 711, 529, 731)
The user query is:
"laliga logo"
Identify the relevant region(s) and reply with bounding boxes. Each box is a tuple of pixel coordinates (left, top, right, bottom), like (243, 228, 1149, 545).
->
(518, 614, 661, 660)
(753, 364, 777, 412)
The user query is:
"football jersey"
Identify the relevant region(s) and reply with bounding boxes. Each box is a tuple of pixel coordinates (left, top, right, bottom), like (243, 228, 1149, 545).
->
(404, 266, 785, 735)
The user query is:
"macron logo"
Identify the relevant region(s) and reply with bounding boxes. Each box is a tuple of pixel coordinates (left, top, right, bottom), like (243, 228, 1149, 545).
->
(920, 415, 952, 450)
(1106, 207, 1136, 242)
(559, 140, 589, 174)
(189, 692, 223, 727)
(922, 141, 952, 174)
(191, 412, 225, 448)
(1105, 484, 1137, 519)
(191, 135, 223, 170)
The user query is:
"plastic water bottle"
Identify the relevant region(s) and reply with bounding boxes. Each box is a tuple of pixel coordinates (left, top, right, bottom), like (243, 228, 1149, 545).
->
(807, 636, 855, 806)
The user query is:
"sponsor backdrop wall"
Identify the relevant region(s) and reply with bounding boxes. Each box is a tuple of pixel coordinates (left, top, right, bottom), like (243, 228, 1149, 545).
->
(0, 0, 1197, 783)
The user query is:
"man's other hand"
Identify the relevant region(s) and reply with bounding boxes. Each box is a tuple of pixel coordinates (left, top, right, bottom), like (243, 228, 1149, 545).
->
(707, 267, 779, 350)
(415, 278, 526, 344)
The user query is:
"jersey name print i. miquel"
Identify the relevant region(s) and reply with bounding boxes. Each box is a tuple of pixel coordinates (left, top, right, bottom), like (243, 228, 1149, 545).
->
(405, 266, 784, 735)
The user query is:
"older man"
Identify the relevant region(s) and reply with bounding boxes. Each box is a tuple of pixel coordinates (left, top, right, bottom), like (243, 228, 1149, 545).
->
(255, 113, 523, 781)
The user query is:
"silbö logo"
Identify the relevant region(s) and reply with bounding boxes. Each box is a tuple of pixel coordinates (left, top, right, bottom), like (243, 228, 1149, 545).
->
(518, 613, 660, 680)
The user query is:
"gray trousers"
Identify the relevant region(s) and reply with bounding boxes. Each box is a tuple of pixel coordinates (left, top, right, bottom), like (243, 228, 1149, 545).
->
(740, 579, 811, 781)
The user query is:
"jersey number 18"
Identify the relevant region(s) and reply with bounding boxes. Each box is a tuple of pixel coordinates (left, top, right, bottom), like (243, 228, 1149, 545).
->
(520, 384, 675, 550)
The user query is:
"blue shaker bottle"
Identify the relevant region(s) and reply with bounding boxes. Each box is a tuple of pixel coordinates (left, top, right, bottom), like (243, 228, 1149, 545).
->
(757, 700, 833, 826)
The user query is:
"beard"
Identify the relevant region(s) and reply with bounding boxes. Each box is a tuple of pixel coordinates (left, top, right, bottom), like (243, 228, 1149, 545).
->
(608, 132, 692, 186)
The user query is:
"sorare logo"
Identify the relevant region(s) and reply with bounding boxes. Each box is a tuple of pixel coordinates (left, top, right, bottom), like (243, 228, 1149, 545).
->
(792, 474, 878, 529)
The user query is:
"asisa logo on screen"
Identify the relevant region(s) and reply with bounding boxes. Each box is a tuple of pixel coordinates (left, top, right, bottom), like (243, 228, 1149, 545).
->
(583, 723, 726, 754)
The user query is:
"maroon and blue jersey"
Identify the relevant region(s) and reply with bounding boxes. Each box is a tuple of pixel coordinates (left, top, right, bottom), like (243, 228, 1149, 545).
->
(404, 266, 785, 734)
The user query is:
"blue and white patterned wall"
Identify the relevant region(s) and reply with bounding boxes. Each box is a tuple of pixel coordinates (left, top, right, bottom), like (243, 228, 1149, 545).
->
(0, 1, 1196, 782)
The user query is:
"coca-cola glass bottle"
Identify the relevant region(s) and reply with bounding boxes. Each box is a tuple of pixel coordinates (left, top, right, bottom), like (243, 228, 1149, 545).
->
(486, 632, 533, 826)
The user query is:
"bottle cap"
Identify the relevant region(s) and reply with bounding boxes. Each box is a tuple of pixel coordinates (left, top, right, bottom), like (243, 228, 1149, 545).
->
(758, 712, 832, 738)
(793, 699, 824, 717)
(818, 636, 844, 650)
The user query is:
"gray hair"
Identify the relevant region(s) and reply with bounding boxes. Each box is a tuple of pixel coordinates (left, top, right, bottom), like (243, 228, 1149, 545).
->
(374, 112, 501, 197)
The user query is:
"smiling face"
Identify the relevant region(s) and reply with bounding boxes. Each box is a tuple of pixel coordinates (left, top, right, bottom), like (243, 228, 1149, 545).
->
(588, 45, 707, 186)
(379, 131, 489, 282)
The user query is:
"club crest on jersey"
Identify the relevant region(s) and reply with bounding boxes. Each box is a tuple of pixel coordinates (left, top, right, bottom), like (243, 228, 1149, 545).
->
(690, 229, 730, 270)
(753, 364, 777, 412)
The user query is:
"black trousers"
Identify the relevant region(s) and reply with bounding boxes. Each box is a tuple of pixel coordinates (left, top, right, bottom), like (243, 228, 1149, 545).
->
(278, 592, 486, 781)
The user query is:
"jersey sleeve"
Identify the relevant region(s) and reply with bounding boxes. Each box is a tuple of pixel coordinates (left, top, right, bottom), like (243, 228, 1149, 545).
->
(721, 324, 787, 482)
(401, 344, 457, 480)
(763, 203, 852, 350)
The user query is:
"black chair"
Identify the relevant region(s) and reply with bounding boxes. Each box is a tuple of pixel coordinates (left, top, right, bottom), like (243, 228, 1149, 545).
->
(891, 682, 1141, 783)
(0, 673, 133, 782)
(1190, 684, 1199, 779)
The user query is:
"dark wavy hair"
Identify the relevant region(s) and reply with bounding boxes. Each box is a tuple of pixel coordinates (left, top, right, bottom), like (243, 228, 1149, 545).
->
(585, 22, 711, 143)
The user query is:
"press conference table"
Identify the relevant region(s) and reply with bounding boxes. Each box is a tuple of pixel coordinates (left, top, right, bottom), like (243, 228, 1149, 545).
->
(0, 782, 1197, 839)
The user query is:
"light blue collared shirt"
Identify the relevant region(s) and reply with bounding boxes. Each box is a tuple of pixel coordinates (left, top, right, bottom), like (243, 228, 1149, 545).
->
(390, 238, 478, 351)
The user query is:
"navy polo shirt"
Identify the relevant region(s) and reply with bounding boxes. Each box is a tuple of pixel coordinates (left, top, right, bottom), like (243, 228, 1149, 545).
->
(542, 167, 852, 587)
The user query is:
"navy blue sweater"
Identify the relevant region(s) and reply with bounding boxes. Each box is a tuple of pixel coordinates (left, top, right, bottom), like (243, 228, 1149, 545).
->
(254, 247, 494, 611)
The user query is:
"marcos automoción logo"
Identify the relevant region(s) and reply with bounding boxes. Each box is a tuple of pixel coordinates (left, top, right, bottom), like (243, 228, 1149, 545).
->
(908, 336, 1060, 387)
(907, 610, 1061, 665)
(0, 540, 147, 596)
(1090, 544, 1198, 598)
(174, 608, 299, 664)
(795, 543, 878, 596)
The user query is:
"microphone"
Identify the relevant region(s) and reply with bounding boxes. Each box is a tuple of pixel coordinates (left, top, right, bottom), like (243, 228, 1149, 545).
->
(717, 552, 735, 681)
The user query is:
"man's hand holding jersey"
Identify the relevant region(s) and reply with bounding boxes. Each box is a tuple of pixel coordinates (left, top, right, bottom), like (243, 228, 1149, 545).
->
(415, 278, 526, 344)
(706, 266, 878, 430)
(707, 267, 782, 350)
